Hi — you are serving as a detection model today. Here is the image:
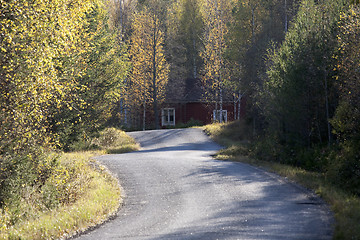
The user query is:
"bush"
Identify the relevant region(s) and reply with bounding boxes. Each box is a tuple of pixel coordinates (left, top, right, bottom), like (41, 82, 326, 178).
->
(0, 151, 121, 239)
(68, 128, 139, 153)
(0, 150, 59, 225)
(327, 141, 360, 196)
(0, 127, 136, 229)
(204, 120, 251, 146)
(0, 150, 96, 230)
(177, 118, 204, 128)
(68, 135, 99, 152)
(92, 128, 139, 153)
(93, 128, 124, 148)
(250, 133, 283, 163)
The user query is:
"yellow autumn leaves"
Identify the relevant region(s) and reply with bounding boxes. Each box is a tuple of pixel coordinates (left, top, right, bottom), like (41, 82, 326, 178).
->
(0, 0, 94, 154)
(127, 6, 169, 129)
(201, 0, 233, 118)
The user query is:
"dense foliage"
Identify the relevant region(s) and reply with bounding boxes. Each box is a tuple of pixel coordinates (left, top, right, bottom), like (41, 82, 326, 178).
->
(329, 4, 360, 194)
(127, 4, 169, 130)
(254, 0, 360, 195)
(0, 0, 128, 230)
(263, 0, 345, 150)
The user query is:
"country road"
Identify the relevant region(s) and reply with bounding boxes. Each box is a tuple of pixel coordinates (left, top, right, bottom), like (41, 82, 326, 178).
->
(76, 128, 333, 240)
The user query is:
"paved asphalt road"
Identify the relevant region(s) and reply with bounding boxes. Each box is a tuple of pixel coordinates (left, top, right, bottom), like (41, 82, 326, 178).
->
(76, 128, 333, 240)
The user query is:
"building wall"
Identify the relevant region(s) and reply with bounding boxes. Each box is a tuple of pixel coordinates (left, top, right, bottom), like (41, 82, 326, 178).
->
(163, 100, 246, 127)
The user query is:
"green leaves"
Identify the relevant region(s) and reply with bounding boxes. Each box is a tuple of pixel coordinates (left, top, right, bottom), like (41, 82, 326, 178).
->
(0, 0, 130, 152)
(0, 0, 129, 221)
(263, 0, 346, 146)
(0, 0, 94, 154)
(332, 5, 360, 142)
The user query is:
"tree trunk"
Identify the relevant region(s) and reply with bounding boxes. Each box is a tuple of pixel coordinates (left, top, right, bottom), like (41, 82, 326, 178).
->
(214, 94, 218, 122)
(193, 38, 197, 79)
(234, 94, 237, 120)
(120, 0, 123, 33)
(153, 18, 159, 129)
(251, 5, 255, 43)
(238, 91, 242, 120)
(324, 69, 331, 146)
(284, 0, 288, 33)
(219, 85, 223, 123)
(143, 98, 146, 131)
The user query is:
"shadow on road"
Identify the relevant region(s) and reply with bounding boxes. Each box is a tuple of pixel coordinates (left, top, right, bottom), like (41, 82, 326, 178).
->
(152, 161, 333, 240)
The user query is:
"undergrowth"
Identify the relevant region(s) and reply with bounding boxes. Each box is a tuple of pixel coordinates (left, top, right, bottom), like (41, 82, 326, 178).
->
(70, 127, 139, 154)
(204, 121, 360, 240)
(0, 128, 138, 239)
(0, 151, 121, 239)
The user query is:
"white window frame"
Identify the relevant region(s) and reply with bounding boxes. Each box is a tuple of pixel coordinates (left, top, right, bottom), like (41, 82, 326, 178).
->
(162, 108, 175, 126)
(213, 109, 227, 123)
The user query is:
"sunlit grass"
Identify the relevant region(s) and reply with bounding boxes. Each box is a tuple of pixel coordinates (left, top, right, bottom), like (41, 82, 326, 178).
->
(0, 128, 139, 239)
(0, 151, 121, 239)
(204, 121, 360, 240)
(92, 128, 140, 154)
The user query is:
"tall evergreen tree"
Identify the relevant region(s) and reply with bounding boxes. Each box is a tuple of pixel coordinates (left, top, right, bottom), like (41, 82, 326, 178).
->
(178, 0, 204, 80)
(165, 0, 204, 102)
(263, 0, 346, 149)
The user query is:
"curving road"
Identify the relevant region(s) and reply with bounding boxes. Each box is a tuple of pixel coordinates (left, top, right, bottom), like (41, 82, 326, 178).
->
(76, 128, 333, 240)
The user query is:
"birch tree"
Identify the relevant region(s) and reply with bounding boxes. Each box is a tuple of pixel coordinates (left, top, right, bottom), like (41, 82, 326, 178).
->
(0, 0, 94, 154)
(201, 0, 233, 123)
(128, 7, 169, 130)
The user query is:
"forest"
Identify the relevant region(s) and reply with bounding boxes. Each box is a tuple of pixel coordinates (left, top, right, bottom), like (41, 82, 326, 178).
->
(0, 0, 360, 235)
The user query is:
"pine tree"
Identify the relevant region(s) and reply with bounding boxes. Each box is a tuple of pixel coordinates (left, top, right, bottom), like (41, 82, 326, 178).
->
(263, 0, 346, 148)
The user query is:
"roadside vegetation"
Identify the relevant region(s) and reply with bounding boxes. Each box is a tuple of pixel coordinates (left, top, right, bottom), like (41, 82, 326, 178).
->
(1, 0, 359, 239)
(0, 128, 138, 239)
(72, 127, 140, 154)
(204, 121, 360, 240)
(203, 1, 360, 239)
(0, 152, 119, 240)
(1, 0, 138, 238)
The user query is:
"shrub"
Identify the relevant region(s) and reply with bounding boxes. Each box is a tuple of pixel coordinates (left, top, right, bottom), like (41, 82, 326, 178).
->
(68, 128, 139, 153)
(0, 151, 121, 239)
(92, 128, 139, 154)
(0, 150, 60, 226)
(326, 141, 360, 196)
(0, 148, 97, 231)
(204, 120, 251, 146)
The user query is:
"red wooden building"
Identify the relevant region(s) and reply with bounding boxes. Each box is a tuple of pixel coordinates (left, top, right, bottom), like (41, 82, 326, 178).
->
(161, 78, 245, 127)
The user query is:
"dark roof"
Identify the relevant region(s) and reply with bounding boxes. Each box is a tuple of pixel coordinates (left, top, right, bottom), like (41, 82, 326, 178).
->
(166, 77, 234, 103)
(183, 78, 204, 102)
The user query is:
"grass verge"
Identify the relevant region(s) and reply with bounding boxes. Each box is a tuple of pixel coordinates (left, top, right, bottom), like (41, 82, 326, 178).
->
(0, 129, 139, 239)
(95, 128, 140, 154)
(204, 122, 360, 240)
(0, 151, 121, 240)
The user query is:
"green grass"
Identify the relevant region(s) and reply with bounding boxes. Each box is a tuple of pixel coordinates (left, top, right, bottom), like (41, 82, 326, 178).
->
(204, 121, 360, 240)
(0, 129, 139, 239)
(76, 127, 140, 154)
(0, 151, 121, 239)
